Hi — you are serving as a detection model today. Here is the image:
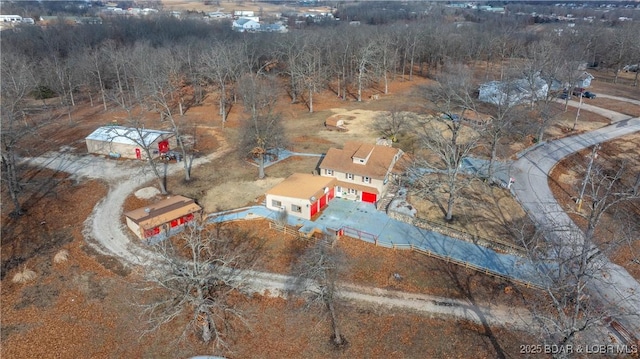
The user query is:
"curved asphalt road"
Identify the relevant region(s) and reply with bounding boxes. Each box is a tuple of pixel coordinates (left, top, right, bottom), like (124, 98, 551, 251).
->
(510, 98, 640, 334)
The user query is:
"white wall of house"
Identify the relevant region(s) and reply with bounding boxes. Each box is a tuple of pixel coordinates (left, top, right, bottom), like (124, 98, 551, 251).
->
(323, 170, 386, 194)
(266, 194, 311, 220)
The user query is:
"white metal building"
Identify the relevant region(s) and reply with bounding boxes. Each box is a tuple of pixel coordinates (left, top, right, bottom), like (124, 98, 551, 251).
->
(85, 126, 175, 159)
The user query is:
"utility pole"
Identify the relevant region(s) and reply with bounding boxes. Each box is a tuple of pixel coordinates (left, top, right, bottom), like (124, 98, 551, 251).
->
(576, 144, 599, 212)
(572, 91, 583, 131)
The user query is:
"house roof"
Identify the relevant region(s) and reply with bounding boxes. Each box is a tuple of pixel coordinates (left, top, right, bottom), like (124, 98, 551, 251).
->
(266, 173, 337, 201)
(124, 195, 202, 230)
(85, 126, 172, 147)
(319, 142, 403, 180)
(234, 18, 258, 26)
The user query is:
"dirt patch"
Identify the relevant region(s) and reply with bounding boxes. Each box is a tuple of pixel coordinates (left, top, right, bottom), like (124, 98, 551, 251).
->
(202, 177, 284, 212)
(408, 177, 529, 244)
(1, 172, 107, 279)
(14, 283, 60, 310)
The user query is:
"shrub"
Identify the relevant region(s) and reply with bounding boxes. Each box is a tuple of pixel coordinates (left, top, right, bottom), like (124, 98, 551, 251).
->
(53, 249, 70, 264)
(12, 267, 37, 284)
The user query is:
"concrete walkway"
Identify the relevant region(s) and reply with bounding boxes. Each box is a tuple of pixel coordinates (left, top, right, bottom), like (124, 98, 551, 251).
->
(596, 94, 640, 107)
(510, 113, 640, 334)
(556, 98, 633, 123)
(209, 200, 552, 288)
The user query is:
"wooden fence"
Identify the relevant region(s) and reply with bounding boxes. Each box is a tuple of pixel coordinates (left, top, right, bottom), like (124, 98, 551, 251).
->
(342, 226, 379, 244)
(268, 221, 302, 237)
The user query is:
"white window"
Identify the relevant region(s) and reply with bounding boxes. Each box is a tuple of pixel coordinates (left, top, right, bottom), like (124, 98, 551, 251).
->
(348, 188, 357, 194)
(325, 169, 334, 175)
(363, 176, 371, 183)
(271, 199, 282, 208)
(346, 173, 354, 180)
(291, 204, 302, 213)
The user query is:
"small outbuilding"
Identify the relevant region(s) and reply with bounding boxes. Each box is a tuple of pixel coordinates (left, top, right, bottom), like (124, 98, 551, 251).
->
(85, 126, 175, 159)
(265, 173, 338, 220)
(574, 72, 595, 88)
(124, 195, 202, 239)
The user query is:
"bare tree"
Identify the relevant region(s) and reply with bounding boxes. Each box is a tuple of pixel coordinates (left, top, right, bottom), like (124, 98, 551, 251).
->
(353, 38, 379, 102)
(292, 236, 348, 348)
(202, 41, 243, 127)
(134, 45, 195, 181)
(1, 53, 37, 216)
(372, 29, 397, 94)
(143, 221, 262, 350)
(479, 73, 521, 179)
(238, 75, 287, 179)
(371, 107, 416, 143)
(412, 65, 482, 222)
(602, 23, 637, 84)
(296, 33, 329, 113)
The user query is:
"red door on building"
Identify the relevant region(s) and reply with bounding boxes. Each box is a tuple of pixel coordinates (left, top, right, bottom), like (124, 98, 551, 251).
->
(328, 187, 335, 200)
(319, 194, 327, 209)
(310, 200, 319, 217)
(135, 148, 141, 159)
(158, 140, 169, 153)
(362, 192, 377, 203)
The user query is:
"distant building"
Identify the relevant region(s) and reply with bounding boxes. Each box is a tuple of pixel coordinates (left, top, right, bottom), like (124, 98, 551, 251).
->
(478, 76, 549, 106)
(233, 10, 254, 18)
(574, 72, 595, 88)
(232, 18, 260, 31)
(0, 15, 23, 23)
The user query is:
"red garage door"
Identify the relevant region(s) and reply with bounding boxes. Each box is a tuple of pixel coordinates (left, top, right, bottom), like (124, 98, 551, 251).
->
(310, 200, 319, 217)
(328, 187, 335, 200)
(362, 192, 377, 203)
(319, 193, 327, 209)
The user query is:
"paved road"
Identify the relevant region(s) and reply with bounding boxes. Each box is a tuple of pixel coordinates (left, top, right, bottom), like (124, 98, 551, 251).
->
(556, 98, 632, 123)
(510, 114, 640, 334)
(596, 94, 640, 107)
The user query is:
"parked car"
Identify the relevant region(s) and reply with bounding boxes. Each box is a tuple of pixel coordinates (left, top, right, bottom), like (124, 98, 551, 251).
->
(559, 92, 570, 99)
(582, 91, 596, 99)
(572, 87, 586, 96)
